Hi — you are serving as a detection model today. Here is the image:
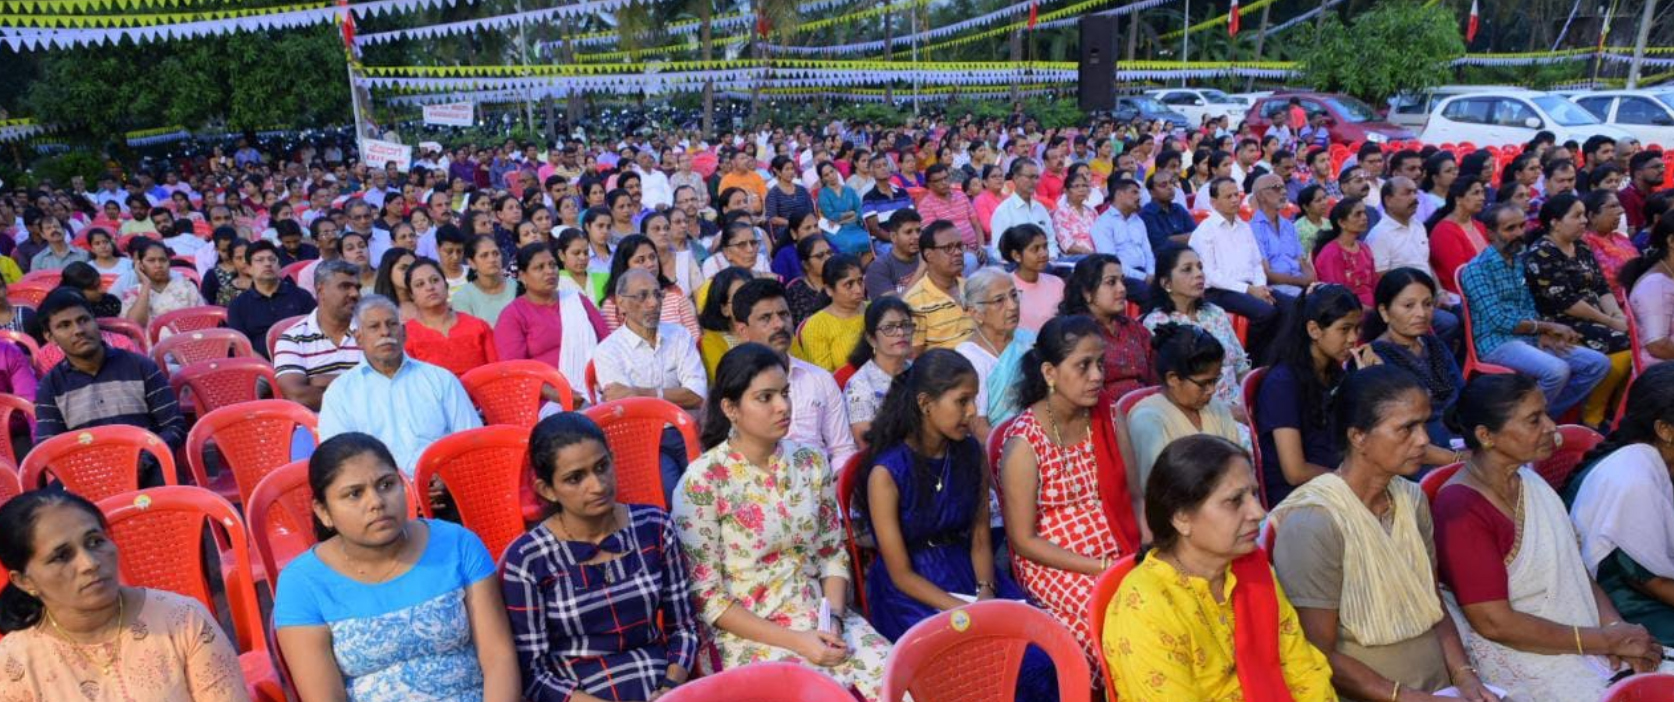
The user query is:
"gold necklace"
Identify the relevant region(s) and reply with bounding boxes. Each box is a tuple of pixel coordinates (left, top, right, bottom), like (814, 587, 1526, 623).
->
(46, 591, 125, 678)
(342, 525, 411, 583)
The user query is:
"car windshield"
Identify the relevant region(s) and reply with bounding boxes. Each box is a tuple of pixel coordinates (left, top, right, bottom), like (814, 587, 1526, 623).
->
(1201, 89, 1236, 104)
(1129, 96, 1169, 112)
(1533, 96, 1601, 126)
(1655, 92, 1674, 110)
(1325, 96, 1379, 122)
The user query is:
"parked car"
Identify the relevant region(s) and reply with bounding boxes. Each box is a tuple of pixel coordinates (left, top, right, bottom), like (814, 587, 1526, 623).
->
(1571, 89, 1674, 146)
(1387, 85, 1521, 131)
(1420, 89, 1634, 148)
(1112, 96, 1191, 131)
(1227, 91, 1274, 107)
(1143, 88, 1247, 129)
(1243, 91, 1416, 145)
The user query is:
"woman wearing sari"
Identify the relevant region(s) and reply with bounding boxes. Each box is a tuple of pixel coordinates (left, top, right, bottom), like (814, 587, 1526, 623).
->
(953, 267, 1034, 447)
(1103, 434, 1336, 702)
(1568, 363, 1674, 645)
(1435, 373, 1667, 702)
(1272, 366, 1499, 701)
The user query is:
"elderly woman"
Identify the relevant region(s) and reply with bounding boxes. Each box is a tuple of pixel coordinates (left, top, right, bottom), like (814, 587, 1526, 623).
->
(845, 297, 915, 449)
(1568, 363, 1674, 645)
(404, 258, 499, 378)
(0, 490, 250, 702)
(1434, 374, 1670, 701)
(954, 267, 1034, 445)
(1104, 435, 1335, 701)
(1127, 322, 1245, 485)
(1272, 366, 1498, 702)
(1060, 253, 1155, 404)
(1365, 268, 1468, 466)
(1580, 189, 1636, 299)
(500, 412, 700, 701)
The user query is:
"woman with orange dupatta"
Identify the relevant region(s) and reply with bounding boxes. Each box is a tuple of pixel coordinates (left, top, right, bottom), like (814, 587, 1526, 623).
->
(1103, 434, 1336, 702)
(999, 315, 1140, 663)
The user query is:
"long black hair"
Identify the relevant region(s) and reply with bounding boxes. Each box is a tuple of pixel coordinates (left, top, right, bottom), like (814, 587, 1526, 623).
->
(0, 489, 107, 632)
(308, 432, 402, 540)
(372, 246, 415, 301)
(1313, 197, 1365, 261)
(699, 343, 788, 450)
(848, 296, 912, 368)
(1148, 244, 1202, 316)
(1620, 215, 1674, 293)
(855, 349, 982, 520)
(1014, 314, 1105, 409)
(604, 234, 672, 301)
(1266, 283, 1361, 431)
(699, 266, 757, 333)
(1058, 253, 1122, 318)
(1583, 362, 1674, 469)
(1362, 267, 1440, 342)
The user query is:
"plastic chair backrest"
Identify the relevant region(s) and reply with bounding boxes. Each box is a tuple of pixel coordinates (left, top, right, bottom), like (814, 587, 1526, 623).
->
(882, 599, 1092, 702)
(147, 305, 227, 345)
(1230, 313, 1250, 347)
(19, 270, 61, 287)
(20, 425, 177, 502)
(1087, 556, 1139, 696)
(662, 662, 858, 702)
(1534, 424, 1604, 492)
(584, 398, 700, 509)
(583, 359, 601, 405)
(265, 314, 308, 361)
(152, 328, 256, 372)
(835, 452, 870, 615)
(1625, 301, 1646, 378)
(462, 359, 576, 427)
(0, 464, 20, 506)
(834, 363, 858, 390)
(986, 415, 1018, 509)
(97, 486, 266, 654)
(1602, 672, 1674, 701)
(1241, 366, 1270, 506)
(1115, 386, 1161, 419)
(1454, 263, 1517, 378)
(0, 393, 34, 467)
(246, 459, 314, 588)
(0, 329, 41, 368)
(33, 330, 140, 375)
(412, 425, 532, 563)
(186, 400, 319, 507)
(97, 317, 149, 352)
(7, 284, 50, 308)
(169, 357, 282, 416)
(280, 260, 313, 285)
(1421, 462, 1464, 504)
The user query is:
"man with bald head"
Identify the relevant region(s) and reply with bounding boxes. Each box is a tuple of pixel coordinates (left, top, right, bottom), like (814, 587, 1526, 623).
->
(1248, 173, 1313, 297)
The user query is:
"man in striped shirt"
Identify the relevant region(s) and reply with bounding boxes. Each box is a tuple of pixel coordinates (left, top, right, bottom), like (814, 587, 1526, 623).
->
(274, 259, 363, 411)
(904, 221, 975, 354)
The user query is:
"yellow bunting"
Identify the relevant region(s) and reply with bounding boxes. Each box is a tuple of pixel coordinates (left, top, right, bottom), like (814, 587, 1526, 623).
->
(0, 0, 332, 27)
(1157, 0, 1278, 40)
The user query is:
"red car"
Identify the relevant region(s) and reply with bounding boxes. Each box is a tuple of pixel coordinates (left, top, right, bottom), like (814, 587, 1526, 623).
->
(1243, 91, 1416, 146)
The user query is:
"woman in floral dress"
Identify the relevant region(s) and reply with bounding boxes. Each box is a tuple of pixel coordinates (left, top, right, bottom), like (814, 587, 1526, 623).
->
(672, 343, 890, 701)
(1141, 245, 1252, 417)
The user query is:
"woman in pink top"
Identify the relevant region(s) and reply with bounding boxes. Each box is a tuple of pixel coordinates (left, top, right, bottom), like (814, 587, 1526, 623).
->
(1625, 219, 1674, 370)
(1581, 189, 1637, 303)
(1313, 197, 1378, 308)
(999, 223, 1065, 333)
(972, 165, 1006, 237)
(1426, 179, 1489, 295)
(493, 243, 610, 398)
(1051, 174, 1099, 255)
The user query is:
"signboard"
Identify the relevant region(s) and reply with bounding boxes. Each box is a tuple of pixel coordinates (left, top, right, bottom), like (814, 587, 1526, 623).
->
(360, 138, 413, 172)
(422, 102, 475, 127)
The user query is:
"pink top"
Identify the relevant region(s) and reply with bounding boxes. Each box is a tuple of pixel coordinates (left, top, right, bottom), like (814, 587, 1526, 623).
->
(404, 313, 500, 377)
(1630, 270, 1674, 371)
(492, 295, 610, 368)
(1315, 239, 1378, 307)
(1583, 230, 1639, 303)
(1051, 201, 1098, 253)
(974, 190, 1005, 234)
(1013, 271, 1065, 334)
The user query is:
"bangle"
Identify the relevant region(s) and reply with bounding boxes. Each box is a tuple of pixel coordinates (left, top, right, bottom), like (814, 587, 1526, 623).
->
(1574, 625, 1585, 655)
(1389, 680, 1401, 702)
(1451, 664, 1477, 680)
(975, 580, 996, 592)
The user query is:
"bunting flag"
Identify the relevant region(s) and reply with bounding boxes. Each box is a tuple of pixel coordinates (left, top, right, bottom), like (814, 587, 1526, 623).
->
(0, 0, 461, 50)
(1465, 0, 1478, 42)
(768, 0, 1147, 56)
(1227, 0, 1239, 35)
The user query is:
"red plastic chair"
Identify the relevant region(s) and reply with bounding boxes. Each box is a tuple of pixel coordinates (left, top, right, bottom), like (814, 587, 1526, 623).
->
(1230, 313, 1250, 347)
(19, 270, 61, 287)
(20, 425, 177, 502)
(662, 661, 858, 702)
(1087, 555, 1139, 696)
(583, 359, 602, 405)
(835, 452, 870, 616)
(584, 397, 699, 510)
(1115, 386, 1161, 419)
(34, 330, 141, 375)
(1626, 301, 1647, 379)
(1241, 367, 1270, 506)
(7, 283, 50, 309)
(0, 464, 20, 506)
(97, 486, 283, 702)
(246, 459, 314, 589)
(147, 304, 227, 345)
(0, 393, 34, 468)
(265, 314, 308, 361)
(1421, 462, 1464, 503)
(882, 599, 1092, 702)
(986, 415, 1019, 509)
(152, 328, 256, 373)
(281, 260, 313, 286)
(1602, 672, 1674, 701)
(1533, 424, 1604, 492)
(1454, 264, 1518, 379)
(413, 425, 532, 563)
(462, 359, 577, 427)
(185, 399, 318, 507)
(169, 357, 282, 417)
(97, 317, 149, 352)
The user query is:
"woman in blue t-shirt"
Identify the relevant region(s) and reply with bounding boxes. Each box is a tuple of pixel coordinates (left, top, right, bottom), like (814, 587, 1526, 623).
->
(273, 432, 520, 702)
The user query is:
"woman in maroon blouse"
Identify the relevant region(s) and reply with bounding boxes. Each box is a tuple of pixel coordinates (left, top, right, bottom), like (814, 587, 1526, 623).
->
(1056, 253, 1155, 404)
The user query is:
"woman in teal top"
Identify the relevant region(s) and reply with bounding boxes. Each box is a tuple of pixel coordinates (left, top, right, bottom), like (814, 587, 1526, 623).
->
(817, 162, 869, 258)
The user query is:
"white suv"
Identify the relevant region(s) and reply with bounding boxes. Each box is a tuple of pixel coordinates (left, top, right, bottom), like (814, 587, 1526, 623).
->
(1420, 89, 1633, 147)
(1144, 88, 1247, 129)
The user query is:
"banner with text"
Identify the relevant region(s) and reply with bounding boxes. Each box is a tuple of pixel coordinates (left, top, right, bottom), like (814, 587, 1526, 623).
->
(422, 101, 474, 126)
(360, 138, 412, 171)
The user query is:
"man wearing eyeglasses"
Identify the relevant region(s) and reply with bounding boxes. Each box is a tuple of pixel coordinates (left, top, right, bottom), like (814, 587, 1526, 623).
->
(1338, 165, 1382, 231)
(904, 221, 977, 354)
(916, 164, 984, 273)
(594, 268, 707, 504)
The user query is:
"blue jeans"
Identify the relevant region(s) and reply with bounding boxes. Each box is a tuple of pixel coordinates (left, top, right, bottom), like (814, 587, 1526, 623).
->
(1484, 340, 1610, 418)
(659, 426, 690, 507)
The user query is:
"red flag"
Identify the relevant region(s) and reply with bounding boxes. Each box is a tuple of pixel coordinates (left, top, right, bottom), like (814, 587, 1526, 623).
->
(1228, 0, 1241, 36)
(338, 0, 356, 53)
(1027, 0, 1039, 29)
(756, 12, 771, 37)
(1466, 0, 1480, 42)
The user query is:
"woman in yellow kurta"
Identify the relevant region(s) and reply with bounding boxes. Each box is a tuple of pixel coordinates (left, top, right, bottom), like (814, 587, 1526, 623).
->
(696, 266, 755, 383)
(791, 254, 867, 372)
(1103, 434, 1337, 702)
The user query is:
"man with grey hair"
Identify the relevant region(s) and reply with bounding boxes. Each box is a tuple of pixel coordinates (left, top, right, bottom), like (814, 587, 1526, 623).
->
(318, 294, 482, 475)
(593, 268, 707, 502)
(275, 259, 362, 410)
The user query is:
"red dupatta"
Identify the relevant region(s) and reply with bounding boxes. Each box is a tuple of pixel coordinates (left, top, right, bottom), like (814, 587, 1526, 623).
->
(1090, 398, 1141, 553)
(1229, 549, 1297, 702)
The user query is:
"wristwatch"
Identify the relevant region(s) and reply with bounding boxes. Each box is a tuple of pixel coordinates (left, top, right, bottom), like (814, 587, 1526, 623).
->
(660, 675, 682, 690)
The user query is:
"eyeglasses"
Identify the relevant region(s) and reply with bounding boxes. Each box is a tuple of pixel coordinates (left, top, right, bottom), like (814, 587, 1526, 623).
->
(1180, 374, 1219, 390)
(925, 241, 964, 255)
(727, 239, 760, 250)
(622, 289, 666, 303)
(809, 249, 834, 261)
(979, 289, 1021, 306)
(877, 321, 917, 337)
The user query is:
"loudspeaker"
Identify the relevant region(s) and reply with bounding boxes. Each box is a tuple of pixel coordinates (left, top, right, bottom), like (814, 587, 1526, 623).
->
(1078, 14, 1119, 112)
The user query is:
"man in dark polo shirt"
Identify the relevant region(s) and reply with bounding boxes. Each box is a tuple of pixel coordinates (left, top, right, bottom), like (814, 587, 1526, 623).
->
(228, 240, 316, 360)
(34, 289, 185, 480)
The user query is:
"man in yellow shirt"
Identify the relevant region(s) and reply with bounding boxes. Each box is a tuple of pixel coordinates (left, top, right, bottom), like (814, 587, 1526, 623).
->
(904, 220, 975, 354)
(717, 150, 767, 205)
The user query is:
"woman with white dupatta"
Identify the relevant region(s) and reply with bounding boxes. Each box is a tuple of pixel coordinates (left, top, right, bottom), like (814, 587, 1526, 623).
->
(1434, 373, 1670, 702)
(1568, 362, 1674, 645)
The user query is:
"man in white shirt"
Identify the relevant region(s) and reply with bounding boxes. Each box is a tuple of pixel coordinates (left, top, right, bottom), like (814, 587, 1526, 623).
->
(1090, 178, 1155, 303)
(731, 277, 856, 472)
(1187, 177, 1288, 357)
(594, 269, 708, 503)
(635, 150, 674, 210)
(988, 158, 1060, 261)
(1366, 176, 1463, 349)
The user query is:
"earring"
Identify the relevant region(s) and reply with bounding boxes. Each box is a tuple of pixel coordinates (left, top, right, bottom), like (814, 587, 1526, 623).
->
(1048, 380, 1056, 394)
(1484, 441, 1495, 450)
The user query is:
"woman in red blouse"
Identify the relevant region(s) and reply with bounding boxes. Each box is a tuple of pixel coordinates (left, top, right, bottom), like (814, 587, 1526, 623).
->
(1581, 189, 1637, 303)
(1056, 253, 1155, 404)
(1313, 198, 1378, 308)
(1427, 179, 1490, 296)
(403, 257, 499, 376)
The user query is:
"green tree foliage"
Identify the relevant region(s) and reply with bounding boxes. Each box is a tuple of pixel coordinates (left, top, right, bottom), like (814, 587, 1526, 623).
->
(1296, 0, 1464, 103)
(20, 26, 350, 143)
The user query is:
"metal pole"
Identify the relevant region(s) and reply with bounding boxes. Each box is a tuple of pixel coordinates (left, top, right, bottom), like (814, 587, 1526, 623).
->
(1628, 0, 1658, 88)
(346, 61, 367, 143)
(515, 0, 535, 134)
(1181, 0, 1190, 87)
